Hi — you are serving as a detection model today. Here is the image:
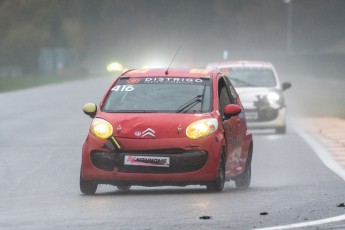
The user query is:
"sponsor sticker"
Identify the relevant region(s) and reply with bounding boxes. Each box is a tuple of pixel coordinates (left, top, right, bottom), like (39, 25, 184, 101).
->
(116, 77, 210, 86)
(142, 77, 204, 84)
(124, 155, 170, 167)
(126, 78, 140, 84)
(189, 69, 209, 74)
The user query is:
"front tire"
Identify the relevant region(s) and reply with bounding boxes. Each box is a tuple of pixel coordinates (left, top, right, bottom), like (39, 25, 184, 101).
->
(234, 144, 252, 188)
(206, 156, 225, 192)
(80, 171, 97, 195)
(276, 126, 286, 134)
(234, 164, 251, 188)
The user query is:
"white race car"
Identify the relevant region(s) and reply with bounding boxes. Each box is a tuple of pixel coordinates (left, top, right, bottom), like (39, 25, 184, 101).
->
(207, 61, 291, 134)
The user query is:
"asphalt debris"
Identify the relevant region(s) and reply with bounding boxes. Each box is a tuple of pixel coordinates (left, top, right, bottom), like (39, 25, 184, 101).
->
(337, 203, 345, 207)
(260, 212, 269, 216)
(199, 216, 212, 220)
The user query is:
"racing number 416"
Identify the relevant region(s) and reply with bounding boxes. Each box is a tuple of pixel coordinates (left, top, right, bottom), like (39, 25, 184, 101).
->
(111, 85, 134, 91)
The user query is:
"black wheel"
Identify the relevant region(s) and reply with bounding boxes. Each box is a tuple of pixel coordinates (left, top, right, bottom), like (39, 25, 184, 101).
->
(234, 143, 252, 188)
(80, 171, 97, 195)
(234, 164, 251, 188)
(206, 156, 225, 192)
(276, 126, 286, 134)
(117, 185, 131, 191)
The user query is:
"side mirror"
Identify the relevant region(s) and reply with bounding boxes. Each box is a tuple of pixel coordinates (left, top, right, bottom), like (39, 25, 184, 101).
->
(224, 104, 242, 119)
(83, 103, 97, 118)
(282, 82, 291, 91)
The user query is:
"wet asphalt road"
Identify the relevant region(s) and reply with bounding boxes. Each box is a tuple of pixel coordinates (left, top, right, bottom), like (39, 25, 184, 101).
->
(0, 76, 344, 230)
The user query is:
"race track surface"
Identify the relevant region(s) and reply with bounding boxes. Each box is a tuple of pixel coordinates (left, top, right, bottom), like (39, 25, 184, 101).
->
(0, 76, 344, 230)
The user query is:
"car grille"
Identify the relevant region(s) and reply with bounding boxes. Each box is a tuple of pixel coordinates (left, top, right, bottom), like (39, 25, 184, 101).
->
(90, 149, 208, 173)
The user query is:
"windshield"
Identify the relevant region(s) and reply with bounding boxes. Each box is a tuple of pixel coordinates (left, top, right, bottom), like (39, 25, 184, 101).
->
(102, 77, 212, 113)
(220, 68, 277, 87)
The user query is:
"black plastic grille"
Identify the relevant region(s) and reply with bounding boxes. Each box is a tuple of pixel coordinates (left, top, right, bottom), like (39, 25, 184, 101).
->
(90, 150, 208, 173)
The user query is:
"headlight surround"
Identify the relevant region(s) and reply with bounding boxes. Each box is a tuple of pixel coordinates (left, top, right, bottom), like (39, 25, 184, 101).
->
(186, 118, 218, 140)
(90, 118, 113, 139)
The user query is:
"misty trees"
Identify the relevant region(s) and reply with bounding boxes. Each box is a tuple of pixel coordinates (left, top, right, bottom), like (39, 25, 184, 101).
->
(1, 0, 345, 76)
(0, 0, 84, 76)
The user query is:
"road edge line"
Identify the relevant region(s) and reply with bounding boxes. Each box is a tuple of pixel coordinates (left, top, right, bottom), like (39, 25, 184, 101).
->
(297, 126, 345, 181)
(253, 127, 345, 230)
(253, 214, 345, 230)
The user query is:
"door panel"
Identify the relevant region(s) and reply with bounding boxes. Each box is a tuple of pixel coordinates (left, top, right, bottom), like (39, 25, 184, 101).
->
(219, 86, 241, 177)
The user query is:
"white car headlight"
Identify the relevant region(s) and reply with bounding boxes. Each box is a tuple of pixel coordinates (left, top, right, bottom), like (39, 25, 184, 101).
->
(267, 92, 280, 102)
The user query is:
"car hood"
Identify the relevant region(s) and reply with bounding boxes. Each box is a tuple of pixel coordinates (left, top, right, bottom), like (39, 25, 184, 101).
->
(98, 112, 214, 139)
(235, 87, 280, 109)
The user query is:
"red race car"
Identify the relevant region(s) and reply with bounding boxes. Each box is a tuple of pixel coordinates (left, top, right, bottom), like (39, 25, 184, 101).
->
(80, 68, 253, 194)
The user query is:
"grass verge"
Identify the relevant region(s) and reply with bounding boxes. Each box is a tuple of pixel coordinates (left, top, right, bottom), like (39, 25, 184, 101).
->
(0, 74, 96, 93)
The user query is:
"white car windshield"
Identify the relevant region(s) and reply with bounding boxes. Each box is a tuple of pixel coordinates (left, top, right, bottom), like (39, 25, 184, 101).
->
(221, 68, 277, 87)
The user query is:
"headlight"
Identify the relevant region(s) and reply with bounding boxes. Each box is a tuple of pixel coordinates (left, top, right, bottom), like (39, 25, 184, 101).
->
(90, 118, 113, 139)
(267, 92, 280, 102)
(186, 118, 218, 140)
(106, 62, 123, 72)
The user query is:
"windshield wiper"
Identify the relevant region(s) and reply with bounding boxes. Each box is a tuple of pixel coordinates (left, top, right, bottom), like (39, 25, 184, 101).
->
(229, 77, 254, 87)
(176, 95, 202, 113)
(176, 85, 206, 113)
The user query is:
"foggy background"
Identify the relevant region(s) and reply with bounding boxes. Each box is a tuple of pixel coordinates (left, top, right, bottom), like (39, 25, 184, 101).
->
(1, 0, 345, 116)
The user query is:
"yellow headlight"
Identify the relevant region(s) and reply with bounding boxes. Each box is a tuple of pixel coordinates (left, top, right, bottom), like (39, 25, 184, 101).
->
(90, 118, 113, 139)
(186, 118, 218, 140)
(106, 62, 124, 72)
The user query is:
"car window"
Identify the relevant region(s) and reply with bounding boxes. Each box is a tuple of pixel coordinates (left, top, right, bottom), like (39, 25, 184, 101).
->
(218, 77, 232, 118)
(221, 68, 277, 87)
(224, 76, 238, 104)
(102, 77, 212, 113)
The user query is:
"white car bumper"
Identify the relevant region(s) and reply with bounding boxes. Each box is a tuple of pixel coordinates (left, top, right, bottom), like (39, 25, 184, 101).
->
(246, 107, 286, 129)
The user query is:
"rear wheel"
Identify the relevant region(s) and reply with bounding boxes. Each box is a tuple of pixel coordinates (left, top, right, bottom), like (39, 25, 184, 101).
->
(80, 171, 97, 195)
(206, 156, 225, 192)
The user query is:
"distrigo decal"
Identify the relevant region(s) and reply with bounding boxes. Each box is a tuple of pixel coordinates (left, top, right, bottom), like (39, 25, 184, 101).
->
(143, 78, 205, 84)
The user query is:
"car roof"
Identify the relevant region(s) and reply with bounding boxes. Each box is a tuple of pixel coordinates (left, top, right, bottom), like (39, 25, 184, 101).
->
(121, 68, 215, 78)
(208, 60, 274, 69)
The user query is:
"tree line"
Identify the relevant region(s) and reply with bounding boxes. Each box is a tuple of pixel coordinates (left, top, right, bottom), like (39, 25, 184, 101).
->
(1, 0, 344, 76)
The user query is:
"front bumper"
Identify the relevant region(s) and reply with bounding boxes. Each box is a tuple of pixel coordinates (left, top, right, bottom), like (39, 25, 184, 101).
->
(246, 107, 286, 129)
(81, 133, 223, 185)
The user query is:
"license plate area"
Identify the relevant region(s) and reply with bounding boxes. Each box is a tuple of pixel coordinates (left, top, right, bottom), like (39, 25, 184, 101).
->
(246, 112, 258, 120)
(124, 155, 170, 167)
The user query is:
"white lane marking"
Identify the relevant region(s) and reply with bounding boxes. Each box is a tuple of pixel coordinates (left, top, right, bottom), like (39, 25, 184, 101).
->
(254, 214, 345, 230)
(254, 127, 345, 230)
